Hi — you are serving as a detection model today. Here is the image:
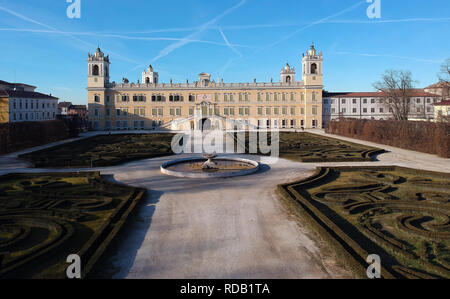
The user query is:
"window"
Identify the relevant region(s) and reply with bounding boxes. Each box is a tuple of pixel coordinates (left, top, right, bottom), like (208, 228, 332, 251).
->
(371, 99, 375, 104)
(342, 99, 346, 104)
(363, 108, 367, 113)
(331, 108, 336, 114)
(312, 107, 317, 115)
(176, 108, 181, 116)
(380, 108, 384, 113)
(170, 108, 174, 116)
(282, 107, 287, 115)
(257, 93, 262, 102)
(312, 92, 316, 101)
(274, 93, 278, 101)
(189, 107, 194, 116)
(116, 109, 121, 117)
(266, 93, 270, 102)
(427, 98, 431, 103)
(353, 99, 357, 104)
(282, 93, 286, 101)
(300, 107, 305, 115)
(353, 108, 357, 113)
(239, 107, 244, 116)
(416, 98, 421, 103)
(427, 107, 432, 113)
(224, 108, 229, 116)
(94, 109, 98, 116)
(116, 121, 121, 128)
(311, 63, 317, 74)
(92, 65, 99, 76)
(106, 108, 110, 116)
(258, 107, 263, 115)
(215, 93, 219, 102)
(290, 93, 295, 101)
(363, 99, 367, 104)
(266, 107, 271, 115)
(140, 108, 145, 116)
(106, 96, 110, 103)
(94, 95, 100, 103)
(291, 107, 296, 115)
(158, 108, 163, 116)
(274, 107, 279, 115)
(342, 108, 346, 113)
(121, 95, 129, 102)
(371, 108, 375, 113)
(152, 108, 157, 116)
(323, 99, 328, 104)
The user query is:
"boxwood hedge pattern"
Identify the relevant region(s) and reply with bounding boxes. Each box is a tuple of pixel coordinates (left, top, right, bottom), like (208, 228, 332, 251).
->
(19, 133, 178, 168)
(278, 166, 450, 279)
(0, 172, 146, 278)
(232, 132, 384, 162)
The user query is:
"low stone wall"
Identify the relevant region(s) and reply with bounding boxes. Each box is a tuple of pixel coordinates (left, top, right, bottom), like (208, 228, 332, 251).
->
(0, 120, 70, 154)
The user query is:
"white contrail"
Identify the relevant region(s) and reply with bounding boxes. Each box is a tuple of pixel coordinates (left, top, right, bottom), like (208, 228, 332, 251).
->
(0, 5, 140, 64)
(130, 0, 248, 72)
(218, 27, 242, 57)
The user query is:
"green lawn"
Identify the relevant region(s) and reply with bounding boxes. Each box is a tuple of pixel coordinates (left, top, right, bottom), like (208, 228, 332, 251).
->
(19, 133, 178, 168)
(0, 172, 146, 278)
(279, 166, 450, 279)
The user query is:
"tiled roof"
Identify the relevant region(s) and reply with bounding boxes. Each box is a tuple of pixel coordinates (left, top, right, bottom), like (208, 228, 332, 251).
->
(433, 100, 450, 106)
(323, 90, 439, 98)
(425, 82, 450, 89)
(4, 90, 58, 100)
(0, 80, 36, 88)
(69, 105, 87, 110)
(0, 89, 9, 97)
(58, 101, 73, 108)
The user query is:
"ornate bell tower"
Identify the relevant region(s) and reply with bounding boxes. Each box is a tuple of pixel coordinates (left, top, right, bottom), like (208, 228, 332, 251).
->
(302, 43, 323, 86)
(142, 65, 159, 84)
(280, 62, 296, 84)
(87, 47, 110, 88)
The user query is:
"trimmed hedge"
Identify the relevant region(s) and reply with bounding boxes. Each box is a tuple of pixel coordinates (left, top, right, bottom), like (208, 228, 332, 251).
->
(0, 120, 71, 155)
(326, 118, 450, 158)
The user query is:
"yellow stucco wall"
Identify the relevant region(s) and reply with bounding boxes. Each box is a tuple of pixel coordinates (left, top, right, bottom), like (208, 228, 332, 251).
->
(87, 87, 323, 130)
(434, 105, 450, 121)
(0, 97, 9, 123)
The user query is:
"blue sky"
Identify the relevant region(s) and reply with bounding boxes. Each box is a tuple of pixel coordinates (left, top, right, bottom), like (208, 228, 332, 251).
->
(0, 0, 449, 104)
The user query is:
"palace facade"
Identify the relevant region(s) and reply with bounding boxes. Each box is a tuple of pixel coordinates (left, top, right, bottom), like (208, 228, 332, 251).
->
(87, 44, 323, 131)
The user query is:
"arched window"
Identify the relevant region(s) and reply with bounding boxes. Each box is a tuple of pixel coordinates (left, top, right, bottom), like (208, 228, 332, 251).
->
(146, 77, 150, 84)
(286, 76, 291, 83)
(311, 63, 317, 74)
(93, 65, 99, 76)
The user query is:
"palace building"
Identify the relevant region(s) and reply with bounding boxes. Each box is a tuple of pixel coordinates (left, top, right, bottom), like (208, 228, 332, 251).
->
(87, 44, 323, 131)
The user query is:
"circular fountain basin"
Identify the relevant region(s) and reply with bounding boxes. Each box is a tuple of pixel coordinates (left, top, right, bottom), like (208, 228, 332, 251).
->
(161, 156, 260, 179)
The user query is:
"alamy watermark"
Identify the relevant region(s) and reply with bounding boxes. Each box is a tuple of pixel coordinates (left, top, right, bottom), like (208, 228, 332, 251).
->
(170, 121, 280, 165)
(367, 0, 381, 19)
(66, 254, 81, 279)
(366, 254, 381, 279)
(66, 0, 81, 19)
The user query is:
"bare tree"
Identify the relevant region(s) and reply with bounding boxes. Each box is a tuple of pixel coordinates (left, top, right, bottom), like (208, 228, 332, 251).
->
(439, 59, 450, 84)
(437, 59, 450, 100)
(374, 70, 416, 121)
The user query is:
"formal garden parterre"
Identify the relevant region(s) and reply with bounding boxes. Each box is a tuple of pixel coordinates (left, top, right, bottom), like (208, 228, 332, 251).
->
(19, 133, 177, 168)
(278, 166, 450, 279)
(232, 132, 384, 162)
(0, 172, 146, 278)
